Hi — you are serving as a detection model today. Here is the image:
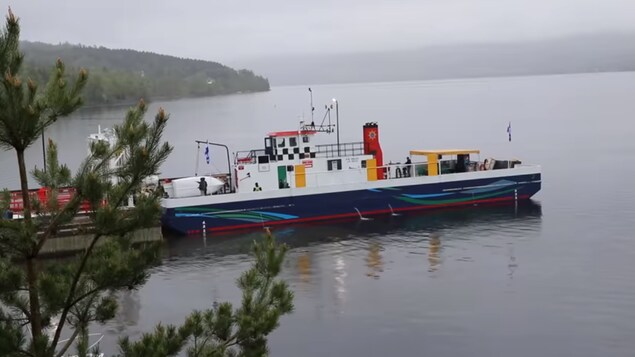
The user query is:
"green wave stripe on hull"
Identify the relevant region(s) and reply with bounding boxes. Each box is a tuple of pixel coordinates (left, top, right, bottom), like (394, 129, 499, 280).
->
(175, 208, 296, 222)
(396, 187, 520, 205)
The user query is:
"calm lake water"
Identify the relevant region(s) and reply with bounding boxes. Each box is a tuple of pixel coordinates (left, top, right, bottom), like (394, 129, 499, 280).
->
(3, 72, 635, 356)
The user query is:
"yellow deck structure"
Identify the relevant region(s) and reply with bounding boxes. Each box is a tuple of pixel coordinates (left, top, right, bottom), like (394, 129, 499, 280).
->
(409, 149, 480, 176)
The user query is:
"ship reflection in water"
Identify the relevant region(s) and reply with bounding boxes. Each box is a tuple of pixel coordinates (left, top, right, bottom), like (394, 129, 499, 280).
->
(365, 242, 384, 279)
(101, 202, 542, 354)
(333, 252, 347, 309)
(158, 201, 541, 283)
(164, 200, 542, 256)
(428, 233, 441, 273)
(297, 252, 311, 284)
(160, 201, 542, 284)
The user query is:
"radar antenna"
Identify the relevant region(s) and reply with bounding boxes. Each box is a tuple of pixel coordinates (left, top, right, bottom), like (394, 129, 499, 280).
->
(300, 88, 335, 133)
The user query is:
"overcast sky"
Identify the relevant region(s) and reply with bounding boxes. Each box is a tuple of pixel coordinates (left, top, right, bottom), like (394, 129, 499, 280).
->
(7, 0, 635, 63)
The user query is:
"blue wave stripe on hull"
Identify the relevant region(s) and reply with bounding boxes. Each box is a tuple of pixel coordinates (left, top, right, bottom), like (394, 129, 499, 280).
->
(251, 211, 299, 219)
(402, 192, 453, 199)
(461, 179, 517, 194)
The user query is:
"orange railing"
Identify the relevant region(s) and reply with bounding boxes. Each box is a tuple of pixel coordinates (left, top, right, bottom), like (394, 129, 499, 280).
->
(8, 187, 93, 216)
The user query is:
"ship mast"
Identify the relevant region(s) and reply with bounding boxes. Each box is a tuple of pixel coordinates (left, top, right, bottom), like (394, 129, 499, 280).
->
(300, 87, 335, 134)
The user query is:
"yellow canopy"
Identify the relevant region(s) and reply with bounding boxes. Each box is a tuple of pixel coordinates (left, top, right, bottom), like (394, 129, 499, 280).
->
(409, 149, 480, 156)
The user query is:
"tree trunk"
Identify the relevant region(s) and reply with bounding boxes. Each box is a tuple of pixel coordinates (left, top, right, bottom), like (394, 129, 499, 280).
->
(17, 149, 43, 340)
(26, 257, 43, 340)
(16, 149, 32, 223)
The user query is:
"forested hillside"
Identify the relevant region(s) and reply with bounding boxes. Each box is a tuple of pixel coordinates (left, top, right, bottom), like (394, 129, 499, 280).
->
(20, 41, 270, 106)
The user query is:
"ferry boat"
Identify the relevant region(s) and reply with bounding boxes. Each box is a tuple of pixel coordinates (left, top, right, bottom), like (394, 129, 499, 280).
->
(159, 121, 541, 235)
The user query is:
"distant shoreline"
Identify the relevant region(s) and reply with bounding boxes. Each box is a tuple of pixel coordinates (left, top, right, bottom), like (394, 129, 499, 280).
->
(76, 88, 270, 112)
(240, 32, 635, 87)
(268, 69, 635, 88)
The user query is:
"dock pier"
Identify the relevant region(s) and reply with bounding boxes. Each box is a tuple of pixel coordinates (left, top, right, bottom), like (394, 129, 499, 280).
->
(5, 188, 163, 255)
(40, 220, 163, 255)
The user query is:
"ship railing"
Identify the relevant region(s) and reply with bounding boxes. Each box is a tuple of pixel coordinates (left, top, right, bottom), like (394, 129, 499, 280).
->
(284, 159, 534, 189)
(5, 187, 101, 219)
(315, 142, 365, 158)
(234, 149, 266, 165)
(295, 163, 425, 187)
(380, 163, 420, 179)
(378, 158, 526, 180)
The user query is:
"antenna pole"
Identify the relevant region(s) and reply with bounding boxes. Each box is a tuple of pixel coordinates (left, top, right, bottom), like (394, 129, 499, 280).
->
(195, 142, 200, 176)
(195, 140, 233, 193)
(308, 87, 315, 125)
(333, 99, 340, 156)
(41, 131, 47, 173)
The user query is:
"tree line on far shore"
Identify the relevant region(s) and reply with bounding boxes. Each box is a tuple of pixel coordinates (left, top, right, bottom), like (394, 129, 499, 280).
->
(21, 41, 270, 107)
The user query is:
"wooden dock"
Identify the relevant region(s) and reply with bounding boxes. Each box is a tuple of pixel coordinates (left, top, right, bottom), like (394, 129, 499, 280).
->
(38, 215, 162, 255)
(5, 188, 164, 255)
(41, 223, 163, 255)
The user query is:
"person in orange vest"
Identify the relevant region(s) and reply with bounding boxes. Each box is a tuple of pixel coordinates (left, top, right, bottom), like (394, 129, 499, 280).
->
(38, 187, 48, 206)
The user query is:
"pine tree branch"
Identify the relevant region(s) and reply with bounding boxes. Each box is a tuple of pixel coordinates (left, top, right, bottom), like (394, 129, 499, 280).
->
(34, 193, 82, 253)
(0, 293, 32, 320)
(53, 325, 80, 357)
(223, 338, 240, 349)
(14, 349, 35, 357)
(0, 315, 28, 322)
(68, 286, 102, 308)
(0, 238, 28, 256)
(50, 174, 140, 353)
(50, 156, 146, 353)
(192, 335, 213, 357)
(48, 232, 102, 354)
(55, 292, 98, 357)
(35, 147, 114, 254)
(12, 303, 31, 320)
(68, 279, 133, 310)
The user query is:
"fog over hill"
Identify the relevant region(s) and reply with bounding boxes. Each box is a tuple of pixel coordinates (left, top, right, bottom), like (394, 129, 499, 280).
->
(229, 33, 635, 86)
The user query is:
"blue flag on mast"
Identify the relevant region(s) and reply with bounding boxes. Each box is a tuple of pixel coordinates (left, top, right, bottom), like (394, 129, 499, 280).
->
(204, 146, 210, 164)
(507, 122, 512, 142)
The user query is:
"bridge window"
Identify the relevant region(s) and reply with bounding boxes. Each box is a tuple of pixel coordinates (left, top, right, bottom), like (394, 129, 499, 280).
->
(277, 137, 286, 148)
(289, 137, 297, 147)
(328, 159, 342, 171)
(302, 136, 310, 143)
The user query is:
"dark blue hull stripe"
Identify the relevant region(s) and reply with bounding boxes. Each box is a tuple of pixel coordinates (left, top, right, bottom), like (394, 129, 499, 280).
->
(162, 174, 541, 235)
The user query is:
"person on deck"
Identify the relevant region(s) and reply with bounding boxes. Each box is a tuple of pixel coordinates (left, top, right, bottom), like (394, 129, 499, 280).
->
(404, 157, 412, 177)
(198, 177, 208, 196)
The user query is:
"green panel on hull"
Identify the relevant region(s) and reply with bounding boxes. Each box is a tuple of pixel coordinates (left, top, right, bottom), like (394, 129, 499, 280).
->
(278, 165, 287, 188)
